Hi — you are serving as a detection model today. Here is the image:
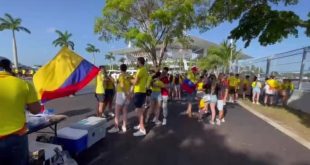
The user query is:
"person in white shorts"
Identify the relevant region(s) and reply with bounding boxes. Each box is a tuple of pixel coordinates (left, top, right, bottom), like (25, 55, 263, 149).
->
(108, 64, 132, 133)
(216, 73, 228, 124)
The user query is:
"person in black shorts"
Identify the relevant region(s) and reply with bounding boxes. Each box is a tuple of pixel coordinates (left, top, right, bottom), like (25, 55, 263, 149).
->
(131, 57, 149, 136)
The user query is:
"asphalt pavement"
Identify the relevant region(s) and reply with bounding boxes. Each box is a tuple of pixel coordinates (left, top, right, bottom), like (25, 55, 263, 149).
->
(29, 88, 310, 165)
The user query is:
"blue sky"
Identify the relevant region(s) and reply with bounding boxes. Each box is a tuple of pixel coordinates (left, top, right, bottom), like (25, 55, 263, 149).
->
(0, 0, 309, 66)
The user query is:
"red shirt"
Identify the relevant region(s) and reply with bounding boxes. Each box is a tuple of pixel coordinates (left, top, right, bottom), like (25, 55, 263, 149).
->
(160, 76, 169, 96)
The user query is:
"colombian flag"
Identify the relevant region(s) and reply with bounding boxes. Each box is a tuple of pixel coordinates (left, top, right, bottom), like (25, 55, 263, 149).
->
(33, 47, 99, 102)
(181, 78, 196, 94)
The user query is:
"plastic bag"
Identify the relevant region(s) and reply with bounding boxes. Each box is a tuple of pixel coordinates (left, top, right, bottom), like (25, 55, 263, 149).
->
(53, 148, 78, 165)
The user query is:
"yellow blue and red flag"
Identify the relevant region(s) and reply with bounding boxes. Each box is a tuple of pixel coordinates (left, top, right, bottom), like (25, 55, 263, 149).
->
(33, 47, 99, 102)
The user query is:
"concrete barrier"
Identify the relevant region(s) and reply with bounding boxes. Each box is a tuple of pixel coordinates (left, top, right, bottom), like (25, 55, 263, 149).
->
(287, 90, 310, 114)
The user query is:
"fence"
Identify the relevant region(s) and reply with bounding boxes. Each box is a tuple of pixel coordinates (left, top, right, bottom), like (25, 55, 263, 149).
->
(237, 46, 310, 91)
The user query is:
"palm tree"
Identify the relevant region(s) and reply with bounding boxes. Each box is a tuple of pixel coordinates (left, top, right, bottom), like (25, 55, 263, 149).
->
(85, 44, 100, 65)
(52, 30, 74, 50)
(105, 52, 115, 70)
(207, 40, 242, 73)
(119, 57, 126, 64)
(0, 13, 31, 68)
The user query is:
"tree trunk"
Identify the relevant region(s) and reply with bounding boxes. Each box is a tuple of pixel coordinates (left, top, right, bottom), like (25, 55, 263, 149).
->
(158, 42, 168, 68)
(150, 47, 158, 69)
(93, 53, 96, 65)
(12, 30, 18, 68)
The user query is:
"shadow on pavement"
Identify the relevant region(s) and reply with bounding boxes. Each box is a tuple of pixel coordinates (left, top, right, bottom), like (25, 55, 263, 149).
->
(76, 102, 278, 165)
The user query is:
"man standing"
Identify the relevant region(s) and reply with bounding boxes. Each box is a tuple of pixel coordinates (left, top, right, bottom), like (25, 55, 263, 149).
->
(95, 65, 106, 117)
(185, 66, 199, 118)
(131, 57, 149, 136)
(160, 67, 170, 125)
(0, 58, 41, 164)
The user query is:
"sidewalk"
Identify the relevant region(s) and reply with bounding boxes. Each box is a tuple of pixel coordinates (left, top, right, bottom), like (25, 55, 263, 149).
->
(238, 100, 310, 150)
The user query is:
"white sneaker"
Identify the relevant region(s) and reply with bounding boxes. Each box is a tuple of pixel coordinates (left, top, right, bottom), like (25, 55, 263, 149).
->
(210, 120, 215, 125)
(155, 120, 162, 125)
(216, 119, 221, 125)
(252, 101, 255, 104)
(134, 125, 140, 130)
(108, 112, 115, 117)
(162, 118, 167, 125)
(133, 129, 146, 136)
(108, 127, 119, 133)
(221, 118, 226, 123)
(122, 126, 127, 133)
(152, 117, 157, 123)
(256, 102, 259, 105)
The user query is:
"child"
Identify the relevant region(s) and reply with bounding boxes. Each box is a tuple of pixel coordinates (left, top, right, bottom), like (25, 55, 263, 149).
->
(198, 95, 209, 122)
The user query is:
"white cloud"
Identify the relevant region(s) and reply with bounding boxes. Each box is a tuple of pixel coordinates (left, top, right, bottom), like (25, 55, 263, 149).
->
(46, 27, 56, 33)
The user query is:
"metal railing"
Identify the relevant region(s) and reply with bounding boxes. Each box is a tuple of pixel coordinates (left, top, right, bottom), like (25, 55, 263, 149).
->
(237, 46, 310, 91)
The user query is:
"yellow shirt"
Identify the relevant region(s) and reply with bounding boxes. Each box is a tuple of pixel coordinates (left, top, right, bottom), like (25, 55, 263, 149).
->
(252, 81, 262, 88)
(199, 99, 206, 110)
(146, 75, 152, 88)
(187, 71, 197, 84)
(267, 79, 279, 89)
(116, 73, 131, 93)
(134, 66, 149, 93)
(151, 79, 165, 92)
(105, 76, 115, 90)
(243, 79, 250, 86)
(0, 71, 39, 136)
(197, 82, 204, 91)
(228, 76, 236, 87)
(95, 72, 105, 94)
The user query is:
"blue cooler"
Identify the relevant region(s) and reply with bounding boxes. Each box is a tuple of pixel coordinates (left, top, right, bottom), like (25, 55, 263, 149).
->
(70, 117, 107, 148)
(55, 127, 88, 154)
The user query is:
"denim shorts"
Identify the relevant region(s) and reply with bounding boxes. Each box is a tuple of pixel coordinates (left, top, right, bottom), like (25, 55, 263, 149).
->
(151, 92, 162, 102)
(186, 91, 196, 103)
(134, 93, 146, 108)
(253, 87, 261, 94)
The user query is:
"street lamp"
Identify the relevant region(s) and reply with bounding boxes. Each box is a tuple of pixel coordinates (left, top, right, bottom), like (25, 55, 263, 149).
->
(229, 38, 233, 73)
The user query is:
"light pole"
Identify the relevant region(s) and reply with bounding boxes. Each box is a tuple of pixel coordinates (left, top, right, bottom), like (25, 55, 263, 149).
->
(229, 39, 233, 73)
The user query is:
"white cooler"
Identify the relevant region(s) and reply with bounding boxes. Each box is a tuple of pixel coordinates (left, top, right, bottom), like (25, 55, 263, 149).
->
(70, 116, 107, 147)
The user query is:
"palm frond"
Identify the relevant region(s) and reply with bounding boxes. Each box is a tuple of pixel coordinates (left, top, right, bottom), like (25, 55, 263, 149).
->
(4, 13, 15, 23)
(18, 26, 31, 34)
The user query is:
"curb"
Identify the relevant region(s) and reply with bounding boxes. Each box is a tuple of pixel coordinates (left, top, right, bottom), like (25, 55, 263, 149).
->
(238, 101, 310, 150)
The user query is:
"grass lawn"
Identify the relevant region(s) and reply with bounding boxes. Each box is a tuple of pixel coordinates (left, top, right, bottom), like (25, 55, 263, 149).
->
(240, 99, 310, 142)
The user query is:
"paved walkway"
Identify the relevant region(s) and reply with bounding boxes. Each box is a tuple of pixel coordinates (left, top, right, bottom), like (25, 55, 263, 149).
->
(32, 91, 310, 165)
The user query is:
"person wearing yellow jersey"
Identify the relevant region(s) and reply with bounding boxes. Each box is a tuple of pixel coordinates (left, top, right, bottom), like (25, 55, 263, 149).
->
(145, 72, 165, 125)
(131, 57, 149, 136)
(104, 70, 116, 117)
(0, 58, 41, 164)
(251, 76, 262, 104)
(280, 79, 295, 106)
(242, 75, 250, 100)
(108, 64, 132, 133)
(21, 69, 26, 77)
(185, 66, 199, 118)
(95, 66, 106, 117)
(228, 73, 236, 102)
(264, 75, 279, 106)
(234, 74, 241, 101)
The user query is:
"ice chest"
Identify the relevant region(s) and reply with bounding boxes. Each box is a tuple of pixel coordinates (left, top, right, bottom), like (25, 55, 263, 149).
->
(55, 127, 88, 154)
(70, 116, 107, 147)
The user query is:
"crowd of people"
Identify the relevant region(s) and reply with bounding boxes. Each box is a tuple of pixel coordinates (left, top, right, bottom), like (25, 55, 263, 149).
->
(95, 57, 296, 137)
